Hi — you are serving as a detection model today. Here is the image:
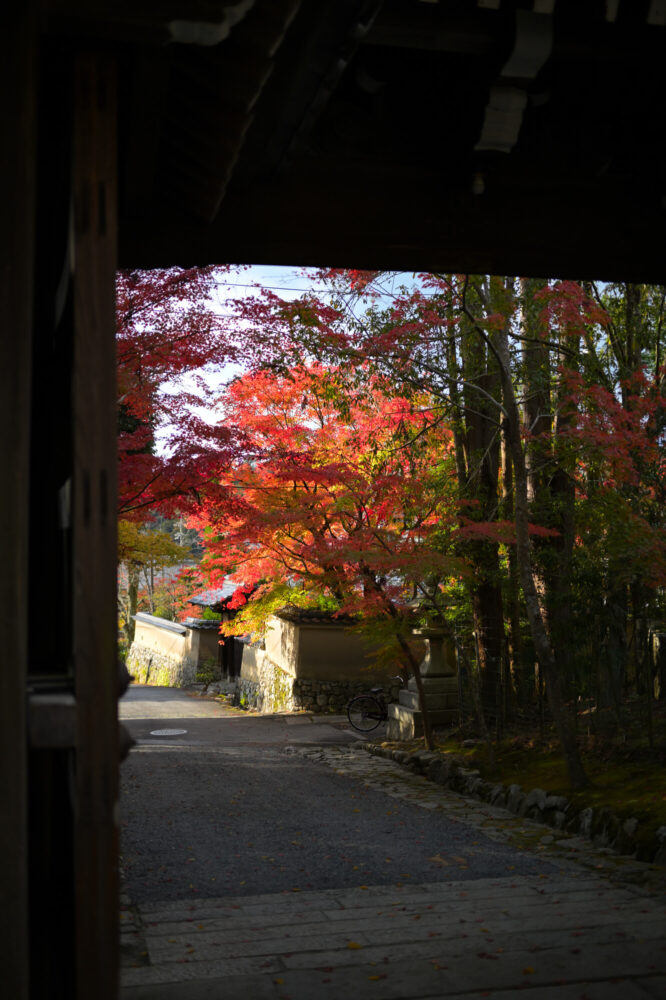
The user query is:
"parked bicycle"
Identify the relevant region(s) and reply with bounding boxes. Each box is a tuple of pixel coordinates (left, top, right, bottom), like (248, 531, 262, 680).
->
(347, 677, 403, 733)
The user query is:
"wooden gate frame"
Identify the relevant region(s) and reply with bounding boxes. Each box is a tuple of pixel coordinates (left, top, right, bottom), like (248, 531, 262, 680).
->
(72, 52, 120, 998)
(1, 9, 36, 998)
(2, 12, 120, 998)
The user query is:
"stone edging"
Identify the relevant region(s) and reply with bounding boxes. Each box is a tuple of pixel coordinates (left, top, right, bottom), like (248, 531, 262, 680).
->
(360, 743, 666, 866)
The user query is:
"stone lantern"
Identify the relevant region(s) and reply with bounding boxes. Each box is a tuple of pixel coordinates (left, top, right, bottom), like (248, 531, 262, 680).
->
(386, 627, 459, 740)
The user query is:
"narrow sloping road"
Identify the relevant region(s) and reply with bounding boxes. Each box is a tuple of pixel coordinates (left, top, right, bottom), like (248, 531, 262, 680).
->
(119, 686, 666, 999)
(119, 686, 554, 902)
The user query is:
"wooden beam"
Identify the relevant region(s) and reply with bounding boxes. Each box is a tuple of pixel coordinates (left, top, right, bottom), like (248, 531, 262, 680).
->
(72, 52, 120, 1000)
(0, 8, 37, 999)
(47, 0, 262, 46)
(118, 161, 666, 283)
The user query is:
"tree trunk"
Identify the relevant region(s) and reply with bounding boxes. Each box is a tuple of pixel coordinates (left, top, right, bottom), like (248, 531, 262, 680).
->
(518, 280, 580, 743)
(459, 283, 505, 710)
(494, 323, 588, 788)
(126, 563, 139, 645)
(470, 574, 504, 717)
(444, 617, 495, 765)
(597, 588, 626, 735)
(501, 432, 522, 706)
(520, 276, 552, 633)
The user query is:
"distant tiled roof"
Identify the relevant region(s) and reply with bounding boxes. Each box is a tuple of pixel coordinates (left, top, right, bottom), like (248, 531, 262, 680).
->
(183, 617, 221, 630)
(273, 605, 358, 626)
(187, 582, 240, 608)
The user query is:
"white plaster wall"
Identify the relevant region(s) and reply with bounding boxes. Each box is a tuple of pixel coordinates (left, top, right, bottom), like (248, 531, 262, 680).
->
(262, 615, 416, 682)
(198, 627, 221, 664)
(128, 617, 200, 687)
(132, 618, 196, 661)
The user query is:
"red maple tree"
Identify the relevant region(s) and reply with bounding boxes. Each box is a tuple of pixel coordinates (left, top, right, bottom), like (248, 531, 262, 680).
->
(188, 363, 469, 745)
(116, 265, 243, 518)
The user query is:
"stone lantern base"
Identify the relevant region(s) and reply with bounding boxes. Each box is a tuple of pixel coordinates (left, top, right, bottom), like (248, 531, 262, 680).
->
(386, 629, 459, 740)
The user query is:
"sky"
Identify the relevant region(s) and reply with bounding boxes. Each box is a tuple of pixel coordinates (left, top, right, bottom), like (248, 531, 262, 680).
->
(209, 263, 330, 302)
(155, 265, 325, 454)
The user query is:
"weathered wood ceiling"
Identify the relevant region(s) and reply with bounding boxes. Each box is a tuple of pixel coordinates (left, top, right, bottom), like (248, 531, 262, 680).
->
(48, 0, 666, 280)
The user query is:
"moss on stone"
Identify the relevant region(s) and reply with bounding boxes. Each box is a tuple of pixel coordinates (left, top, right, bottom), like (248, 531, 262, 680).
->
(429, 735, 666, 858)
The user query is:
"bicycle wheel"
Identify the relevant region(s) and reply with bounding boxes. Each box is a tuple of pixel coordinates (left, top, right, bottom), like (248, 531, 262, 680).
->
(347, 695, 384, 733)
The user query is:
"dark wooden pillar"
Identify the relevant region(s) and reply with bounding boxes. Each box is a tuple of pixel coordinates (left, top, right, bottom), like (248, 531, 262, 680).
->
(0, 9, 37, 999)
(72, 53, 120, 999)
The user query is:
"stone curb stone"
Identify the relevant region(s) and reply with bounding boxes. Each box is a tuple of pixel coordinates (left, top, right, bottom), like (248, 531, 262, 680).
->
(360, 742, 664, 864)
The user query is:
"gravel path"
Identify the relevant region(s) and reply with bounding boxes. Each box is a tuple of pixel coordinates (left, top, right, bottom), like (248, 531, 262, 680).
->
(120, 738, 557, 903)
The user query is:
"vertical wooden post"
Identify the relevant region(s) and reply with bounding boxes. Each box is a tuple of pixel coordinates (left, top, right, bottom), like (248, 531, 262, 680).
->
(72, 53, 119, 999)
(0, 9, 37, 999)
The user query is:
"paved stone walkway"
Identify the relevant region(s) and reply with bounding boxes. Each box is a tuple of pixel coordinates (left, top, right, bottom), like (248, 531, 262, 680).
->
(121, 745, 666, 999)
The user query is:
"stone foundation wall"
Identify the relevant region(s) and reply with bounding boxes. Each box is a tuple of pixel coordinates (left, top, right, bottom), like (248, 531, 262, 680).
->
(127, 642, 197, 688)
(292, 678, 402, 713)
(238, 642, 403, 714)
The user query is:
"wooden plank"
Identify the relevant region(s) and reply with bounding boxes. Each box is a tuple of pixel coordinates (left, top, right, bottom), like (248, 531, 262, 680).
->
(72, 52, 119, 1000)
(0, 8, 37, 999)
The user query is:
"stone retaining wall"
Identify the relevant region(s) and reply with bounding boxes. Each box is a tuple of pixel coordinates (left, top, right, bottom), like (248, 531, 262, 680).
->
(293, 678, 402, 713)
(127, 642, 197, 688)
(363, 743, 666, 865)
